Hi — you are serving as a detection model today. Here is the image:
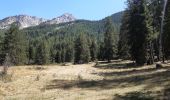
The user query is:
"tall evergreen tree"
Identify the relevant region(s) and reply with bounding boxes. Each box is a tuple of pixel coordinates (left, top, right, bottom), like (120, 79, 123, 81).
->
(55, 42, 63, 63)
(90, 38, 98, 61)
(74, 34, 90, 64)
(49, 44, 56, 63)
(148, 0, 163, 34)
(0, 35, 4, 64)
(146, 0, 164, 61)
(28, 42, 35, 64)
(127, 0, 148, 65)
(55, 50, 62, 63)
(98, 42, 105, 61)
(152, 0, 164, 61)
(35, 41, 49, 65)
(103, 17, 117, 62)
(163, 0, 170, 59)
(61, 46, 66, 63)
(65, 42, 74, 62)
(118, 10, 131, 59)
(145, 0, 156, 64)
(2, 24, 27, 65)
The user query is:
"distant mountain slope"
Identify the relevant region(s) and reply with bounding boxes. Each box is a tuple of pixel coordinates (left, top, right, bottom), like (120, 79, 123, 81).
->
(0, 13, 76, 29)
(107, 11, 124, 24)
(23, 11, 124, 39)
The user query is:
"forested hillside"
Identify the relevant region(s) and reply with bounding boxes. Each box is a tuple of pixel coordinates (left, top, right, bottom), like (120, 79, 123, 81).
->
(0, 11, 123, 65)
(23, 11, 123, 39)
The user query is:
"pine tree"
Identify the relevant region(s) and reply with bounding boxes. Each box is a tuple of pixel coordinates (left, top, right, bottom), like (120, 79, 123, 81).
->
(55, 42, 62, 63)
(49, 44, 56, 63)
(2, 24, 27, 65)
(148, 0, 163, 33)
(151, 0, 164, 61)
(65, 41, 74, 62)
(103, 17, 116, 62)
(145, 0, 156, 64)
(55, 50, 62, 63)
(147, 0, 164, 61)
(118, 10, 131, 59)
(163, 0, 170, 59)
(61, 46, 66, 63)
(28, 42, 35, 64)
(74, 34, 90, 64)
(127, 0, 148, 65)
(35, 41, 49, 65)
(98, 42, 105, 61)
(0, 35, 4, 64)
(90, 38, 98, 61)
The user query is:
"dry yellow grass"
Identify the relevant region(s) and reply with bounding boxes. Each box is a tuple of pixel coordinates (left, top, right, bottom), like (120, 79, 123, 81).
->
(0, 61, 169, 100)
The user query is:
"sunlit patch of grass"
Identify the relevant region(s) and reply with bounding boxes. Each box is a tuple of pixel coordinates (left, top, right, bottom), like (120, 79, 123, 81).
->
(0, 89, 5, 96)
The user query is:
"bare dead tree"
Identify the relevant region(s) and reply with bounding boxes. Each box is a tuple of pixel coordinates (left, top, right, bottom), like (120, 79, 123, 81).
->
(2, 53, 12, 75)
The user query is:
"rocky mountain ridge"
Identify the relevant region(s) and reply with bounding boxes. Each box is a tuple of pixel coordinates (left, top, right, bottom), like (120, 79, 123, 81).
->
(0, 13, 76, 29)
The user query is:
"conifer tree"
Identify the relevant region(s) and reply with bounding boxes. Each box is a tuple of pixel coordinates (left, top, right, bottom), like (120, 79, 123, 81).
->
(28, 42, 35, 64)
(98, 42, 105, 61)
(118, 10, 131, 59)
(90, 38, 98, 61)
(2, 24, 27, 65)
(49, 44, 56, 63)
(0, 35, 4, 64)
(163, 0, 170, 59)
(61, 47, 66, 63)
(35, 41, 49, 65)
(55, 42, 62, 63)
(150, 0, 164, 61)
(55, 50, 62, 63)
(127, 0, 148, 65)
(103, 17, 116, 62)
(145, 0, 156, 64)
(65, 42, 74, 62)
(74, 34, 90, 64)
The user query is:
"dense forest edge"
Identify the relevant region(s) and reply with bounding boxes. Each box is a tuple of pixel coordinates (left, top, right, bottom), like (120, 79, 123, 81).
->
(0, 11, 122, 66)
(0, 0, 169, 67)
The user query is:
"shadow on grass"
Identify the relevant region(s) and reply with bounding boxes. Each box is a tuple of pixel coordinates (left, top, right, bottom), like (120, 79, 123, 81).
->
(163, 87, 170, 100)
(45, 80, 78, 90)
(114, 91, 154, 100)
(0, 72, 13, 82)
(113, 82, 170, 100)
(45, 69, 170, 91)
(94, 61, 137, 69)
(44, 60, 170, 99)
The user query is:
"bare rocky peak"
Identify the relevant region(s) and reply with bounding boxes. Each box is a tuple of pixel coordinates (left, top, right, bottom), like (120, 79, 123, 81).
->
(0, 15, 47, 29)
(0, 13, 76, 29)
(42, 13, 76, 25)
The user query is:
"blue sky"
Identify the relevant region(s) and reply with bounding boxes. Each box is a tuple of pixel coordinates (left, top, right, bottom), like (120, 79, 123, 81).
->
(0, 0, 127, 20)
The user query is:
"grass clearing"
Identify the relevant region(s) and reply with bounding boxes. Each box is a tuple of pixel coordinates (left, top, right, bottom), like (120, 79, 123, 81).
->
(0, 61, 170, 100)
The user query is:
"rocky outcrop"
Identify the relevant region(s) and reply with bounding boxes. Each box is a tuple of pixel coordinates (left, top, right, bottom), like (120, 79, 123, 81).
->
(0, 13, 76, 29)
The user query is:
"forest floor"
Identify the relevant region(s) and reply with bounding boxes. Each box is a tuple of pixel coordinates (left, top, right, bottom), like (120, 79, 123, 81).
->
(0, 60, 170, 100)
